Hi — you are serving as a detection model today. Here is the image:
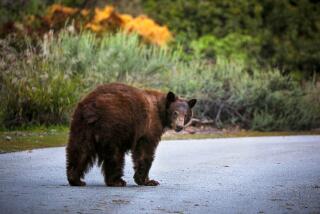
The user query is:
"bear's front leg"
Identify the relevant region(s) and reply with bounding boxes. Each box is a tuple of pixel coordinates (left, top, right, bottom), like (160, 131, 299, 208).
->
(132, 140, 159, 186)
(133, 157, 160, 186)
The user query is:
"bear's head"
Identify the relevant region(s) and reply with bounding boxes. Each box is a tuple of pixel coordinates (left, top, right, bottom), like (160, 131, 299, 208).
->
(166, 91, 197, 132)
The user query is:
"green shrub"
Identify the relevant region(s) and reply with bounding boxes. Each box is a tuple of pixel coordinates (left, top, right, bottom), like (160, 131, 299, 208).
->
(47, 31, 177, 88)
(0, 52, 80, 128)
(190, 34, 260, 66)
(167, 60, 320, 130)
(143, 0, 320, 76)
(0, 31, 177, 127)
(1, 31, 319, 130)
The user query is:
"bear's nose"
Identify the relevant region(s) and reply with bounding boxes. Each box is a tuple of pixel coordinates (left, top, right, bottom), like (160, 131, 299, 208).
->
(175, 125, 183, 132)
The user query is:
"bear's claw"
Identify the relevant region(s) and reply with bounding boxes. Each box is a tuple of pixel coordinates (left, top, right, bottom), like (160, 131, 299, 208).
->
(144, 179, 160, 186)
(134, 176, 160, 186)
(68, 179, 86, 186)
(107, 178, 127, 187)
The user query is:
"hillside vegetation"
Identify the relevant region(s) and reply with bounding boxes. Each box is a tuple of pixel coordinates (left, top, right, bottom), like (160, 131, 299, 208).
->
(1, 1, 319, 131)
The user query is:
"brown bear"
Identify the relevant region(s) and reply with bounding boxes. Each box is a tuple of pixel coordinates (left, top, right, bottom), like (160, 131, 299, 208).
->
(66, 83, 196, 187)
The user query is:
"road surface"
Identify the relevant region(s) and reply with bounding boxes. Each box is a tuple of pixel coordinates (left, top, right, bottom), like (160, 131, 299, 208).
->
(0, 136, 320, 214)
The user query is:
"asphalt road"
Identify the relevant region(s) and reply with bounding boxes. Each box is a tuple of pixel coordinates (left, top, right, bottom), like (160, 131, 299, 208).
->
(0, 136, 320, 214)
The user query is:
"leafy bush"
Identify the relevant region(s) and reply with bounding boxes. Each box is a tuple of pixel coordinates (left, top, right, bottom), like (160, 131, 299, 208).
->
(0, 39, 80, 127)
(48, 31, 176, 87)
(0, 31, 176, 128)
(1, 31, 319, 130)
(190, 33, 260, 66)
(166, 60, 320, 130)
(142, 0, 320, 76)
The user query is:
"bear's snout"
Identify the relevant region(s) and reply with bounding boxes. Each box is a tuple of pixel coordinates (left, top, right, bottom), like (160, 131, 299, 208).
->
(175, 125, 184, 132)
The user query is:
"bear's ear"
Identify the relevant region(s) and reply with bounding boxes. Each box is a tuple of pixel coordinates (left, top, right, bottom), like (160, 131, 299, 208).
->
(166, 91, 176, 103)
(166, 91, 176, 108)
(188, 99, 197, 108)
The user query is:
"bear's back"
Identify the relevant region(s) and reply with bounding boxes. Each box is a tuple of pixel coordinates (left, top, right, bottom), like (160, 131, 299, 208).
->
(70, 83, 164, 149)
(82, 83, 148, 126)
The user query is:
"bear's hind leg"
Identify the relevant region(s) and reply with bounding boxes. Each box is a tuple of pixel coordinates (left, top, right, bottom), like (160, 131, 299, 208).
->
(102, 148, 126, 187)
(66, 146, 93, 186)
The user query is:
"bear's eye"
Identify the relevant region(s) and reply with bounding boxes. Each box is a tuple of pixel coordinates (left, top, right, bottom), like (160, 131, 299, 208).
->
(173, 111, 179, 117)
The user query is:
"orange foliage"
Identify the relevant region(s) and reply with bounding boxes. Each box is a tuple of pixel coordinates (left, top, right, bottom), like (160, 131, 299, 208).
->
(46, 4, 78, 18)
(91, 6, 114, 23)
(44, 4, 89, 29)
(122, 15, 172, 46)
(80, 9, 90, 17)
(45, 4, 172, 46)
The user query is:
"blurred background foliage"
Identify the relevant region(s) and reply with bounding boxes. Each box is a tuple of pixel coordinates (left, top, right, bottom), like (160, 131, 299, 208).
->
(0, 0, 320, 130)
(2, 0, 320, 76)
(142, 0, 320, 77)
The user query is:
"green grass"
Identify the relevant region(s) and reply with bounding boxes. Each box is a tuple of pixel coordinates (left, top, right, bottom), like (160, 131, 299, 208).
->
(163, 131, 320, 140)
(1, 128, 319, 153)
(0, 130, 68, 153)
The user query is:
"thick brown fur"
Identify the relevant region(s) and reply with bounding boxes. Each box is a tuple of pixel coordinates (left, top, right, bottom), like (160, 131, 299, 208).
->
(66, 83, 196, 187)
